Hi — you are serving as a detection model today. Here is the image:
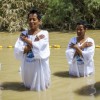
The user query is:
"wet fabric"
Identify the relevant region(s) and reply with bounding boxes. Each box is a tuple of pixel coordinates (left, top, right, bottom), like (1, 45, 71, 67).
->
(14, 30, 50, 91)
(66, 37, 95, 77)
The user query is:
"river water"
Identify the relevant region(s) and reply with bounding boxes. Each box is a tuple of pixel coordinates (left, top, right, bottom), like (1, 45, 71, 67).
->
(0, 31, 100, 100)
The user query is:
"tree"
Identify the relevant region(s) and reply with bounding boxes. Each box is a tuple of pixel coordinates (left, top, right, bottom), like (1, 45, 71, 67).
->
(0, 0, 48, 32)
(0, 0, 100, 32)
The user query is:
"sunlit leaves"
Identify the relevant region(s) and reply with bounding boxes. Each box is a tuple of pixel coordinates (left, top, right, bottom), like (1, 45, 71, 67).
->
(0, 0, 100, 32)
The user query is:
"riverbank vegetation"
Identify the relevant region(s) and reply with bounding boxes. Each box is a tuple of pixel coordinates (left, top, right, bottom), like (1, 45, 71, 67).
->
(0, 0, 100, 32)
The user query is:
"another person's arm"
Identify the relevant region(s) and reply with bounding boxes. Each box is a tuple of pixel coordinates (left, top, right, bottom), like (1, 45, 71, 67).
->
(69, 42, 93, 57)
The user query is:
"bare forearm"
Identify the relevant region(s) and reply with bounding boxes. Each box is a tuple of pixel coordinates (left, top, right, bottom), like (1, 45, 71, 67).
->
(70, 43, 82, 56)
(75, 46, 82, 56)
(25, 39, 33, 48)
(20, 36, 33, 48)
(24, 45, 31, 54)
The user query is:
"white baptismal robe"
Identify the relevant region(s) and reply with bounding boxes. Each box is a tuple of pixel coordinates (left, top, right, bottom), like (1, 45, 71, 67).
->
(66, 37, 95, 77)
(14, 30, 50, 91)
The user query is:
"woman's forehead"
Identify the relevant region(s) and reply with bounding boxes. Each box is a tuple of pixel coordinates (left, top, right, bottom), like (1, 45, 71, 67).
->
(28, 13, 38, 18)
(76, 25, 84, 29)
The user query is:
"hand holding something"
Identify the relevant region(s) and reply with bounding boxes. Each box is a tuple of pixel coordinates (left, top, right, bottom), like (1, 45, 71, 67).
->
(20, 35, 28, 42)
(69, 43, 78, 49)
(81, 42, 93, 49)
(35, 34, 45, 41)
(20, 35, 32, 47)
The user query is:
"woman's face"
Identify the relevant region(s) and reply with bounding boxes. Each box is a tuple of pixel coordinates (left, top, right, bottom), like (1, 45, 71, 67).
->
(28, 13, 41, 30)
(76, 25, 86, 37)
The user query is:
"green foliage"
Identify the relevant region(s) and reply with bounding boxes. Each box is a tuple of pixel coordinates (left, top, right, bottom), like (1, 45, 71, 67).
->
(42, 0, 74, 30)
(0, 0, 100, 32)
(0, 0, 48, 32)
(0, 0, 31, 32)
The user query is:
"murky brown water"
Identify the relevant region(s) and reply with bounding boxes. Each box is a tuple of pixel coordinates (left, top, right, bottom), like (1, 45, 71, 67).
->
(0, 31, 100, 100)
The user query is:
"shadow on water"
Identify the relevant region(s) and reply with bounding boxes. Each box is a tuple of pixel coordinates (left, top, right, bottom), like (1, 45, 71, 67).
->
(53, 71, 78, 78)
(94, 82, 100, 96)
(74, 81, 100, 97)
(1, 82, 29, 91)
(53, 71, 70, 78)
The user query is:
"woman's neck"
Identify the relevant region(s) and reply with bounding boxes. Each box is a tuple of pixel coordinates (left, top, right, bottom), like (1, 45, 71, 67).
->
(29, 28, 41, 35)
(77, 36, 87, 43)
(78, 36, 85, 40)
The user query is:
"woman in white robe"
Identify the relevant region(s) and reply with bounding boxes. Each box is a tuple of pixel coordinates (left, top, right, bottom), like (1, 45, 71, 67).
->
(14, 8, 50, 91)
(66, 22, 95, 77)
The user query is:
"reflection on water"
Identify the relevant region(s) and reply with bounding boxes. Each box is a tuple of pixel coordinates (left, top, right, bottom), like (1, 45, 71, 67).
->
(74, 75, 96, 100)
(86, 75, 96, 96)
(0, 83, 2, 100)
(37, 91, 52, 100)
(0, 62, 2, 100)
(53, 70, 97, 100)
(85, 76, 96, 100)
(52, 70, 98, 100)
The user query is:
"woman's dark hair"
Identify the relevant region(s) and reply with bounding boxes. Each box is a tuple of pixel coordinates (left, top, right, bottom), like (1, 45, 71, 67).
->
(28, 8, 42, 20)
(77, 21, 87, 29)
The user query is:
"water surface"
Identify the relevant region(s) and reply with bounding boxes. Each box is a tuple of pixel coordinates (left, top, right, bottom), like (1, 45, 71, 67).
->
(0, 31, 100, 100)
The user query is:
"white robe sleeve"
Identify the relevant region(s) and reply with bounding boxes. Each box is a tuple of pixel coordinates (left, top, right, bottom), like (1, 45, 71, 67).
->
(82, 38, 95, 63)
(14, 38, 25, 60)
(65, 37, 76, 64)
(66, 37, 81, 76)
(31, 30, 50, 59)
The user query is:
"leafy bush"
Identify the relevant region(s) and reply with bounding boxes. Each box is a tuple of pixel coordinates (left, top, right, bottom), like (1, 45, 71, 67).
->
(0, 0, 100, 32)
